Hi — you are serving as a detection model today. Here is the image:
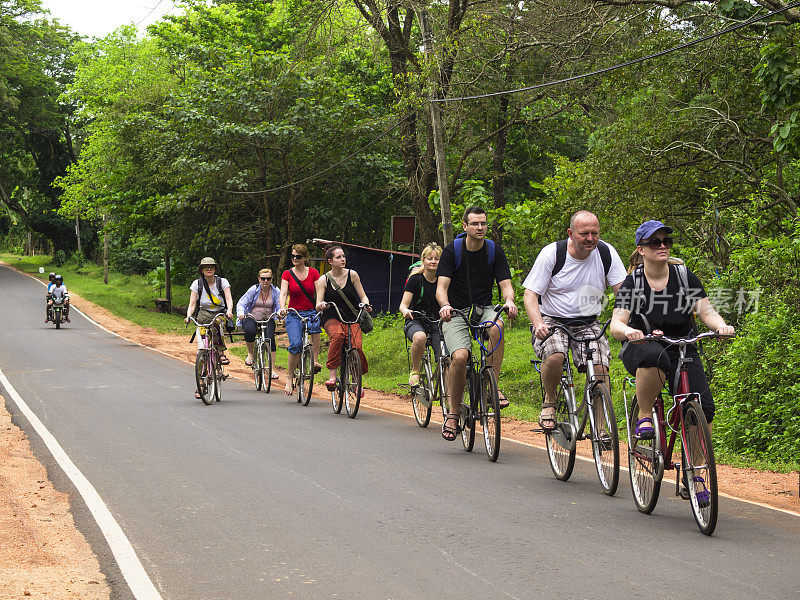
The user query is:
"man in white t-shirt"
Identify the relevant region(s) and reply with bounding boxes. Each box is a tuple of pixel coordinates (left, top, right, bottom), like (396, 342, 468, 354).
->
(46, 274, 71, 322)
(523, 210, 626, 429)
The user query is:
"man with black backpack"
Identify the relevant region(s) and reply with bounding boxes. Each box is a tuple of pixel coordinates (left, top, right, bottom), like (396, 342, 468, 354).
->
(523, 210, 626, 429)
(437, 206, 518, 441)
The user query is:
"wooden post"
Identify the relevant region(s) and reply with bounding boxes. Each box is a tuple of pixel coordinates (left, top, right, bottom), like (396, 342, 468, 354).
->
(165, 247, 172, 313)
(103, 215, 109, 284)
(419, 9, 454, 246)
(75, 216, 82, 256)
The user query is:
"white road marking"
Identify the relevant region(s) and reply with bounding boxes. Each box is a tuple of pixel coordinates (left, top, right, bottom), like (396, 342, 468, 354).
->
(0, 325, 164, 598)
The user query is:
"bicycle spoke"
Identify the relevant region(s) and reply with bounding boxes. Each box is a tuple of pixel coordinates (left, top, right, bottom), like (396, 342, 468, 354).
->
(683, 401, 718, 535)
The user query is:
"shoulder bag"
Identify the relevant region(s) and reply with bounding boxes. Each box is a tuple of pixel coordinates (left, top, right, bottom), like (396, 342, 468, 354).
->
(326, 271, 373, 334)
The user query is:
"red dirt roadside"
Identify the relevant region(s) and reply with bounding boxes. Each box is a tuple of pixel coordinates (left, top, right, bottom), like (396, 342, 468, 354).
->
(0, 283, 797, 599)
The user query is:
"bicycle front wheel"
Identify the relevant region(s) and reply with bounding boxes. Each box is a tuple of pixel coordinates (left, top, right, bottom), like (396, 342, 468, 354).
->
(683, 400, 718, 535)
(480, 368, 501, 462)
(460, 386, 475, 452)
(344, 348, 362, 418)
(299, 346, 314, 406)
(590, 385, 619, 496)
(253, 343, 263, 391)
(412, 359, 433, 428)
(261, 340, 275, 394)
(628, 396, 662, 514)
(195, 351, 214, 405)
(212, 350, 222, 402)
(437, 359, 449, 421)
(545, 382, 576, 481)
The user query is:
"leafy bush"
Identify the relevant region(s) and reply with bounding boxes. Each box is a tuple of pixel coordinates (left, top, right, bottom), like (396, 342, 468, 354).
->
(110, 235, 163, 274)
(53, 249, 67, 266)
(714, 296, 800, 466)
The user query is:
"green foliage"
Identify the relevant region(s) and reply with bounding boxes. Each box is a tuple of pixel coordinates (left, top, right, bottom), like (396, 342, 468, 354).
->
(714, 298, 800, 467)
(53, 249, 67, 266)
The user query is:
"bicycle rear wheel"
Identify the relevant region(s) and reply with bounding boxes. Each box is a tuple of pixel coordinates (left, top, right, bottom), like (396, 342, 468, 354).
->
(412, 358, 433, 428)
(332, 358, 344, 414)
(545, 382, 576, 481)
(590, 385, 619, 496)
(253, 342, 263, 391)
(480, 368, 501, 462)
(299, 346, 314, 406)
(344, 348, 362, 418)
(628, 396, 662, 514)
(683, 400, 718, 535)
(195, 350, 214, 405)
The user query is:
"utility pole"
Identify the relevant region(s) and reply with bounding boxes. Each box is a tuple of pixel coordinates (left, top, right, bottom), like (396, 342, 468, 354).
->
(75, 216, 82, 256)
(165, 246, 172, 313)
(103, 214, 108, 284)
(419, 9, 454, 246)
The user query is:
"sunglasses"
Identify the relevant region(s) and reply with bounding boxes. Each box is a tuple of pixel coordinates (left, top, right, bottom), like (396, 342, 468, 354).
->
(644, 236, 674, 249)
(259, 276, 272, 281)
(291, 254, 303, 259)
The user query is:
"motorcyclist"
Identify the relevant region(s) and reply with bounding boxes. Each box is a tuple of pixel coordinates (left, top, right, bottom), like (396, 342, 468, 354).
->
(45, 273, 56, 321)
(47, 274, 70, 323)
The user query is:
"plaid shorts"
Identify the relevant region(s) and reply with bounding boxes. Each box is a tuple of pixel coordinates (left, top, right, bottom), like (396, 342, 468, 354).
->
(532, 316, 610, 368)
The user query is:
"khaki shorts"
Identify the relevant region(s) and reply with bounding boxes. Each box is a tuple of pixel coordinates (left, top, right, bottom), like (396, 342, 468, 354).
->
(532, 316, 609, 368)
(442, 305, 502, 355)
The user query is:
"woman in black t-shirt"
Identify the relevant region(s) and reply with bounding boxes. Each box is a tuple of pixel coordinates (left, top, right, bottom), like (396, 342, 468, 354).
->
(399, 243, 442, 387)
(610, 221, 734, 439)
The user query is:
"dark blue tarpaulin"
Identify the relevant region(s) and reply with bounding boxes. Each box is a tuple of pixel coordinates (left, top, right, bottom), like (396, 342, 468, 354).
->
(310, 239, 419, 313)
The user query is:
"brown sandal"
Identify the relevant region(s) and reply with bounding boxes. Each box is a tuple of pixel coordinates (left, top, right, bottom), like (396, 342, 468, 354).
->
(539, 402, 557, 430)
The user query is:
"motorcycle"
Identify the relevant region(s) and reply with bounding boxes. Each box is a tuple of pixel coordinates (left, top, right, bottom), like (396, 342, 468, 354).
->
(49, 296, 67, 329)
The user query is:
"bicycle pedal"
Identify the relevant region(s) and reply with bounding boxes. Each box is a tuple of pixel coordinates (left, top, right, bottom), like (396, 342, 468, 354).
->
(222, 373, 229, 380)
(677, 486, 690, 500)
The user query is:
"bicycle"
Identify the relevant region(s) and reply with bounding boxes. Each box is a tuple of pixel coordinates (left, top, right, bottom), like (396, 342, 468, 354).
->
(244, 312, 278, 393)
(532, 319, 619, 496)
(188, 312, 228, 405)
(284, 308, 315, 406)
(447, 305, 507, 462)
(321, 301, 371, 419)
(404, 311, 449, 428)
(624, 331, 732, 535)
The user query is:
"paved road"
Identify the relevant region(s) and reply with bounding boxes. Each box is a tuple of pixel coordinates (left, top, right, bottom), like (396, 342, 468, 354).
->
(1, 264, 798, 600)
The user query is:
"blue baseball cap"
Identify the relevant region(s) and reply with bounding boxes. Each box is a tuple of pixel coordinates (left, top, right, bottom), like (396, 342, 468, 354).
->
(635, 220, 673, 246)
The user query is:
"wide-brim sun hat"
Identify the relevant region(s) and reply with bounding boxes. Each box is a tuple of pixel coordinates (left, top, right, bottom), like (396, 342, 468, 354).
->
(198, 256, 218, 272)
(635, 220, 673, 246)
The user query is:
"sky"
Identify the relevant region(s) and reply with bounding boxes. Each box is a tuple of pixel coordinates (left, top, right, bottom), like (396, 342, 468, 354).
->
(39, 0, 181, 38)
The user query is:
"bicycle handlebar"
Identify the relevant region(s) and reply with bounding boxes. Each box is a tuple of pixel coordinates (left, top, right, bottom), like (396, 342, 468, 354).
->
(283, 307, 311, 322)
(408, 310, 441, 324)
(448, 304, 508, 330)
(243, 312, 278, 324)
(321, 301, 371, 325)
(535, 318, 611, 344)
(640, 331, 735, 345)
(186, 313, 227, 328)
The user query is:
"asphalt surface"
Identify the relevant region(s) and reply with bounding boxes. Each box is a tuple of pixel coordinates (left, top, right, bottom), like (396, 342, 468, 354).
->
(1, 263, 799, 600)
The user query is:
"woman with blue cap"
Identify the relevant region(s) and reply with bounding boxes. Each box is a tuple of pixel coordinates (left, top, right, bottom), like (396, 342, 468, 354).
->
(610, 220, 734, 439)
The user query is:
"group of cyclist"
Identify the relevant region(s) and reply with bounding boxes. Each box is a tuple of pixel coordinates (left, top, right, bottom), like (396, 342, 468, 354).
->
(398, 207, 734, 447)
(183, 206, 734, 454)
(185, 243, 372, 401)
(44, 272, 70, 323)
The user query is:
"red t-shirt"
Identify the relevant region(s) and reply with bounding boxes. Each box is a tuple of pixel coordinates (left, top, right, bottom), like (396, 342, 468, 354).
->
(282, 268, 320, 311)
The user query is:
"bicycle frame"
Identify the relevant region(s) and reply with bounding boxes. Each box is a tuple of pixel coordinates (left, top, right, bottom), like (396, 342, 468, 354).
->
(406, 311, 445, 411)
(449, 306, 505, 411)
(535, 321, 611, 450)
(623, 331, 732, 492)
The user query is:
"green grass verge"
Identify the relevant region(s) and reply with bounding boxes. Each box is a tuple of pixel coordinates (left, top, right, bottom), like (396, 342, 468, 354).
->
(4, 253, 793, 473)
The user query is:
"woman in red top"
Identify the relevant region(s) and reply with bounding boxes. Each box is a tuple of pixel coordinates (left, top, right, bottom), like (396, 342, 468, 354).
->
(279, 243, 322, 395)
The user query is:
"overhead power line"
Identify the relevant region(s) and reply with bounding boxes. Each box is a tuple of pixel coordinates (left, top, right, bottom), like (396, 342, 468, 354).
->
(436, 1, 800, 103)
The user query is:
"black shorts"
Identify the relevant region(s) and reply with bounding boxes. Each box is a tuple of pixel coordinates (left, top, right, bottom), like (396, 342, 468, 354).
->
(242, 317, 276, 351)
(621, 341, 714, 423)
(404, 319, 442, 362)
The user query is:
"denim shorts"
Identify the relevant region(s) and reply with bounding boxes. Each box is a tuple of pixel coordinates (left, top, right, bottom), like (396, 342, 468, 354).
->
(285, 310, 321, 354)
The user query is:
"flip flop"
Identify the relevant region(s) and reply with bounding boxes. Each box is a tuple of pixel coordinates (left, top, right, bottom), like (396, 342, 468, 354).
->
(497, 390, 510, 409)
(244, 357, 253, 367)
